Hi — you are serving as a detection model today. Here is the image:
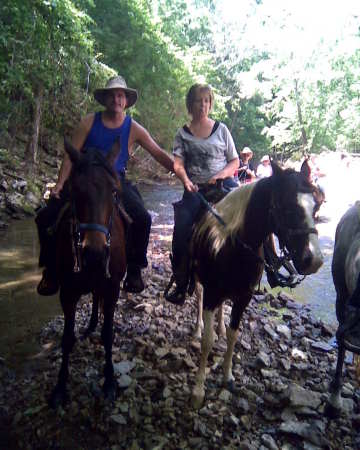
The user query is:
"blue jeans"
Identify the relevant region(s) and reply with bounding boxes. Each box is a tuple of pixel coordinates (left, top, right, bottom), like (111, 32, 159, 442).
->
(171, 177, 237, 269)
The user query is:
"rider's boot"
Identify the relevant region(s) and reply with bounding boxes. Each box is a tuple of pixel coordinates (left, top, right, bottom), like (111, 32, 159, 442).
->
(164, 254, 189, 306)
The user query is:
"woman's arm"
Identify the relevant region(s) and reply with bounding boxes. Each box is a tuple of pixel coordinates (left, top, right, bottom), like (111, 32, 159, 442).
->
(174, 156, 198, 192)
(208, 157, 240, 184)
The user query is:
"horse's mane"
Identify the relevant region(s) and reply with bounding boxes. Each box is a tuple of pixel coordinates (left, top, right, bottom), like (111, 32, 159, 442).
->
(193, 182, 257, 255)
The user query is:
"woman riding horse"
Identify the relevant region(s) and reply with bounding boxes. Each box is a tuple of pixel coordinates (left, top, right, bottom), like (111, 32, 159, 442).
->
(164, 83, 239, 305)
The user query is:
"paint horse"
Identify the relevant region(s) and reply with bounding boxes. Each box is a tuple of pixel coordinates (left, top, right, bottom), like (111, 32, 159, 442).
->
(189, 161, 324, 408)
(49, 140, 127, 408)
(326, 202, 360, 417)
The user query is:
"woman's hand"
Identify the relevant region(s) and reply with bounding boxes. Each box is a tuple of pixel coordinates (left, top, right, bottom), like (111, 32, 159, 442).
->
(184, 179, 198, 192)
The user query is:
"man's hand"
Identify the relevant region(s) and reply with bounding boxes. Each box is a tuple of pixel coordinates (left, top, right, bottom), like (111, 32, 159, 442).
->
(51, 183, 63, 199)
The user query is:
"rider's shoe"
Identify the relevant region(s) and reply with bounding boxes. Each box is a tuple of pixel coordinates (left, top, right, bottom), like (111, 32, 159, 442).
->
(37, 269, 59, 296)
(123, 265, 144, 293)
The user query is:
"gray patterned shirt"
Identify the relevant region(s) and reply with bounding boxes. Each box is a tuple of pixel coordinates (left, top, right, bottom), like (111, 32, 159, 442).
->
(173, 122, 238, 184)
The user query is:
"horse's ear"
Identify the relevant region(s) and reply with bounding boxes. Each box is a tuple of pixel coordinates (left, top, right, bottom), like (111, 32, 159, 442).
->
(64, 137, 81, 165)
(107, 139, 121, 168)
(300, 158, 311, 181)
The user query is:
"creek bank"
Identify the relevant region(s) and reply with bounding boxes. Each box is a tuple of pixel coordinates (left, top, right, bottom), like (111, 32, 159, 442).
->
(1, 228, 359, 450)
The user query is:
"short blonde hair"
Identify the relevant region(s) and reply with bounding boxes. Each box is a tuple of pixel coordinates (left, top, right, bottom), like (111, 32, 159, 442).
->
(186, 84, 214, 114)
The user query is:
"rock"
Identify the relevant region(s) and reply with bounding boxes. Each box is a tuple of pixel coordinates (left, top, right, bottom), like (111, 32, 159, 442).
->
(261, 433, 279, 450)
(114, 360, 136, 375)
(118, 374, 132, 389)
(110, 414, 127, 425)
(279, 420, 328, 447)
(255, 351, 271, 368)
(310, 341, 333, 352)
(285, 384, 322, 409)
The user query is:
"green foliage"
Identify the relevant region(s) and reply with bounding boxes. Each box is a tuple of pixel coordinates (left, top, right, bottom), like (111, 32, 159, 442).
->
(1, 0, 360, 170)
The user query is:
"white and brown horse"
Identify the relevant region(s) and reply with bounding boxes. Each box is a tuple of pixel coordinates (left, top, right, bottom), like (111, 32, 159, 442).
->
(189, 161, 323, 408)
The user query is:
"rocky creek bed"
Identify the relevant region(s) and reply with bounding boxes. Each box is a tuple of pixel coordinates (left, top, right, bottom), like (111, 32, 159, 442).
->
(1, 224, 360, 450)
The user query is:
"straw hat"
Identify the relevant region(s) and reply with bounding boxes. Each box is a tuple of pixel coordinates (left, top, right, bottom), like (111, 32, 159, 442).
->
(94, 76, 138, 108)
(260, 155, 270, 163)
(240, 147, 253, 156)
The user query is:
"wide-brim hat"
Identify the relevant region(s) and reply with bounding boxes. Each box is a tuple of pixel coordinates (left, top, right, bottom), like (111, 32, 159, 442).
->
(240, 147, 253, 156)
(260, 155, 270, 162)
(94, 76, 138, 108)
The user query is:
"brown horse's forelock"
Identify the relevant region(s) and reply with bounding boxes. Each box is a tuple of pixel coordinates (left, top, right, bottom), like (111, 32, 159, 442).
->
(76, 148, 118, 183)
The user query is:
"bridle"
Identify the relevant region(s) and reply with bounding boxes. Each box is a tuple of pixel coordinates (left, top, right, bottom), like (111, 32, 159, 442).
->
(71, 187, 118, 279)
(269, 191, 318, 256)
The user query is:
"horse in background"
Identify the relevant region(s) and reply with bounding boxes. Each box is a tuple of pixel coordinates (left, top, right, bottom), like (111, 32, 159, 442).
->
(49, 140, 127, 408)
(326, 202, 360, 417)
(189, 160, 323, 408)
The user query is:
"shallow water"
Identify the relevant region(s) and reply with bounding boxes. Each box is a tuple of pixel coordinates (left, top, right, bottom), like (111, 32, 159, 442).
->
(0, 178, 356, 369)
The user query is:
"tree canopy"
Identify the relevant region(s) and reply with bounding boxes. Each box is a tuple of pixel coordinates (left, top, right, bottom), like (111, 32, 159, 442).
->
(1, 0, 359, 167)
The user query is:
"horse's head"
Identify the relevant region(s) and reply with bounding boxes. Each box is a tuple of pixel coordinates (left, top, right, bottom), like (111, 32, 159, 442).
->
(269, 160, 323, 275)
(64, 138, 121, 278)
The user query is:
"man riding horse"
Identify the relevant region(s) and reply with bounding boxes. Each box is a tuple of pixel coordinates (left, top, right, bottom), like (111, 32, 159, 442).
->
(36, 75, 174, 296)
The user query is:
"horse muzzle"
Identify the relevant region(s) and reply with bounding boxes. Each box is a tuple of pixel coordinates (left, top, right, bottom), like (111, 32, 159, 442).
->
(82, 245, 109, 277)
(293, 244, 323, 275)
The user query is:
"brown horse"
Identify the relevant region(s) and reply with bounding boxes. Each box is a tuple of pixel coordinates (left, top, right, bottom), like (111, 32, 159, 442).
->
(49, 139, 127, 408)
(189, 160, 324, 408)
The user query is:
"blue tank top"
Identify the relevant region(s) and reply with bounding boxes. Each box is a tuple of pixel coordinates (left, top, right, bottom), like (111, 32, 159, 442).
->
(84, 112, 131, 175)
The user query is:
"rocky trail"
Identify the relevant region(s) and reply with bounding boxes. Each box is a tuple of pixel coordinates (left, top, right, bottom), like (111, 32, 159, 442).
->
(1, 223, 360, 450)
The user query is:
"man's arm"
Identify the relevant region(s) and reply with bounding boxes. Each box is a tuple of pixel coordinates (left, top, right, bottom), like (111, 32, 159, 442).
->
(131, 121, 174, 173)
(52, 114, 94, 197)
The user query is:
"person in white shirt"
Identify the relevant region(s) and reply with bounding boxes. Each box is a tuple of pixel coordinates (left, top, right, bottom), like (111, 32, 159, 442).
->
(256, 154, 272, 178)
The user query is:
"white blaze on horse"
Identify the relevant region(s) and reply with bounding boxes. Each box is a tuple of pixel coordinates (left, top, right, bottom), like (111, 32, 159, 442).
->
(189, 160, 323, 409)
(326, 202, 360, 418)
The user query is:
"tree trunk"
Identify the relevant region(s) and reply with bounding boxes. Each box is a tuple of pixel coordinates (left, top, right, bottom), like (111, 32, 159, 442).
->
(294, 79, 307, 147)
(25, 86, 43, 171)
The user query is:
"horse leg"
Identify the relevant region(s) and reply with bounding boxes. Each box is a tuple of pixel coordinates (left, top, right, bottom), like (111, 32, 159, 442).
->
(101, 294, 118, 401)
(81, 293, 100, 340)
(325, 339, 346, 418)
(216, 303, 226, 339)
(49, 291, 77, 408)
(193, 281, 204, 339)
(192, 308, 215, 409)
(223, 300, 247, 391)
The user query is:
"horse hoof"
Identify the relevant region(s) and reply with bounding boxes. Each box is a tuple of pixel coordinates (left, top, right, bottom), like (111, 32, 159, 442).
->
(103, 380, 118, 402)
(191, 388, 205, 410)
(49, 387, 68, 409)
(324, 402, 341, 419)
